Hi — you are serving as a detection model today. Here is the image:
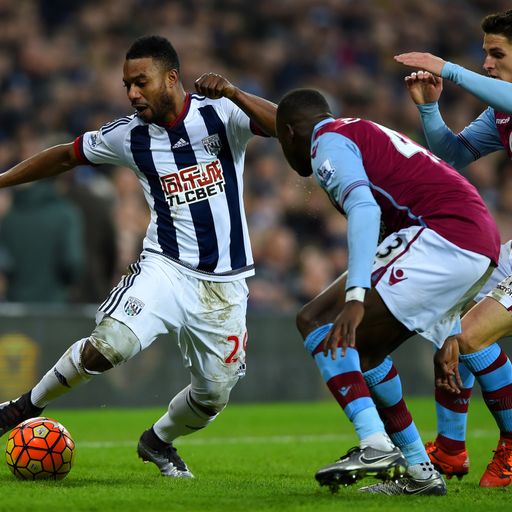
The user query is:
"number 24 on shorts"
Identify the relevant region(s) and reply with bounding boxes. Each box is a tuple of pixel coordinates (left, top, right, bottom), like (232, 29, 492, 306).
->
(225, 332, 248, 364)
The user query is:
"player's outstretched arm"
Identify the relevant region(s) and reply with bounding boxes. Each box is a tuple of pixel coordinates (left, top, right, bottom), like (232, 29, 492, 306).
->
(397, 52, 512, 114)
(0, 143, 79, 189)
(394, 52, 446, 76)
(195, 72, 277, 136)
(394, 56, 473, 168)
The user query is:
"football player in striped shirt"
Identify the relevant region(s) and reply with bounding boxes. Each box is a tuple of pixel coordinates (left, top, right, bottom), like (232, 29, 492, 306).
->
(0, 35, 277, 478)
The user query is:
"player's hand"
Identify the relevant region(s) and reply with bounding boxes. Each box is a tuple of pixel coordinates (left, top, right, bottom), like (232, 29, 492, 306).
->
(434, 336, 462, 394)
(394, 52, 446, 77)
(404, 71, 443, 105)
(323, 301, 365, 359)
(195, 73, 237, 99)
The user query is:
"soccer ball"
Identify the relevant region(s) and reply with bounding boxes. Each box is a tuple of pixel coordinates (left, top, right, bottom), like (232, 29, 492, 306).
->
(5, 417, 75, 480)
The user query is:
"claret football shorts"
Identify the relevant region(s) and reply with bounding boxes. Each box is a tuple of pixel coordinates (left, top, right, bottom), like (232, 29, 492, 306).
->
(371, 226, 493, 348)
(97, 250, 249, 382)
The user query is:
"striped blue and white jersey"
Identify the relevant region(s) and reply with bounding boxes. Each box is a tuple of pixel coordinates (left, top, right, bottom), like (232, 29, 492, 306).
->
(74, 93, 260, 282)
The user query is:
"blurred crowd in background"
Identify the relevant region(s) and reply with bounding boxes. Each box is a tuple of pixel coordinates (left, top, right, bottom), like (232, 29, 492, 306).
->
(0, 0, 511, 311)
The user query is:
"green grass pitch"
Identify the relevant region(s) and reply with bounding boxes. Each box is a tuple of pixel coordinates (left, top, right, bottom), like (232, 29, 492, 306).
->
(0, 399, 509, 512)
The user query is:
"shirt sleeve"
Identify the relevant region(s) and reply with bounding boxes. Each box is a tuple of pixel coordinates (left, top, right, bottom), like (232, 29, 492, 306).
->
(443, 62, 512, 114)
(312, 132, 381, 290)
(416, 103, 502, 169)
(77, 120, 132, 167)
(219, 98, 255, 148)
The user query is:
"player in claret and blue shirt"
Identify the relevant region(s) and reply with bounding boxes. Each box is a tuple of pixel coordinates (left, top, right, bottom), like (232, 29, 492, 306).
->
(275, 88, 502, 495)
(396, 8, 512, 488)
(0, 35, 277, 479)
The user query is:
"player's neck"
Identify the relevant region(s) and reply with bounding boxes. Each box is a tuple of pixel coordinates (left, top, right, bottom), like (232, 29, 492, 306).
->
(161, 88, 189, 126)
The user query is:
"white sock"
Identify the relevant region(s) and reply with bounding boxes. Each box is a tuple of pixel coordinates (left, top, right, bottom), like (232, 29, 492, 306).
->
(31, 339, 93, 408)
(153, 386, 217, 443)
(360, 431, 396, 452)
(407, 461, 437, 480)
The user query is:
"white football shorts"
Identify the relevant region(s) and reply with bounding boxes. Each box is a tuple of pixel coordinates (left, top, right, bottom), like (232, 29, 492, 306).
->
(97, 251, 248, 382)
(371, 226, 493, 348)
(474, 240, 512, 310)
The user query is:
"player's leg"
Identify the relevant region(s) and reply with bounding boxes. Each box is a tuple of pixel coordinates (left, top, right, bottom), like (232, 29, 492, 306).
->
(455, 289, 512, 487)
(426, 359, 473, 479)
(354, 227, 491, 495)
(360, 354, 446, 496)
(137, 276, 248, 478)
(301, 278, 410, 489)
(428, 304, 477, 480)
(0, 255, 168, 437)
(364, 358, 438, 475)
(138, 373, 239, 478)
(427, 242, 512, 479)
(0, 316, 141, 436)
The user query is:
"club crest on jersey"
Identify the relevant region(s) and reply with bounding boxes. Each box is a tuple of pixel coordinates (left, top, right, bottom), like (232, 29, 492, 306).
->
(123, 296, 145, 316)
(317, 159, 335, 187)
(202, 134, 222, 156)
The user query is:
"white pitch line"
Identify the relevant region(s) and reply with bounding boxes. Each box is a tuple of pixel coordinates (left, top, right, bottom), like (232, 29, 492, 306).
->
(80, 433, 350, 449)
(77, 429, 496, 449)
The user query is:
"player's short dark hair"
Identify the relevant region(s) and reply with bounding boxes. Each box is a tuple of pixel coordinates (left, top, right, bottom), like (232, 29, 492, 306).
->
(482, 10, 512, 41)
(277, 89, 331, 123)
(126, 35, 180, 71)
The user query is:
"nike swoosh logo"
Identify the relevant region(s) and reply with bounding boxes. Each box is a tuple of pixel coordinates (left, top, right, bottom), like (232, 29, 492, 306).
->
(403, 482, 438, 495)
(359, 454, 395, 464)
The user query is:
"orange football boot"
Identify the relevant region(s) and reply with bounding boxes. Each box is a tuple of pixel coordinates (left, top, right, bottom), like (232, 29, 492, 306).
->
(425, 441, 469, 480)
(479, 438, 512, 487)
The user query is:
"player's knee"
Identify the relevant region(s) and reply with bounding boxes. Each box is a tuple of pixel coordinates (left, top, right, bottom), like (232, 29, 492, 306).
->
(85, 316, 141, 371)
(456, 331, 480, 355)
(81, 341, 113, 373)
(191, 379, 236, 415)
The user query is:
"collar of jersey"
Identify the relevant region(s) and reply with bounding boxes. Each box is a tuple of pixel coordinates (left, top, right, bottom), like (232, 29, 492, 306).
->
(311, 117, 335, 145)
(156, 93, 191, 128)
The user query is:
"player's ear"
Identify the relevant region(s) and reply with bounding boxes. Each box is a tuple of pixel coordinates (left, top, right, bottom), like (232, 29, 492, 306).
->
(166, 69, 180, 88)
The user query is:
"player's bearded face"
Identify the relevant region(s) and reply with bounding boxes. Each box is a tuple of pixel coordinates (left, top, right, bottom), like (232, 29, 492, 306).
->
(150, 84, 175, 124)
(133, 79, 174, 124)
(124, 58, 178, 124)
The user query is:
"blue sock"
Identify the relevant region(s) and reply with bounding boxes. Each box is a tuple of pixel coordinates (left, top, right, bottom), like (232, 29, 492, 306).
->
(434, 362, 474, 452)
(304, 325, 385, 442)
(364, 357, 428, 464)
(460, 343, 512, 438)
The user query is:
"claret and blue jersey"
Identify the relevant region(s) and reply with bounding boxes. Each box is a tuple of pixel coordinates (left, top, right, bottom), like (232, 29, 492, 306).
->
(310, 117, 500, 290)
(418, 61, 512, 169)
(74, 93, 262, 282)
